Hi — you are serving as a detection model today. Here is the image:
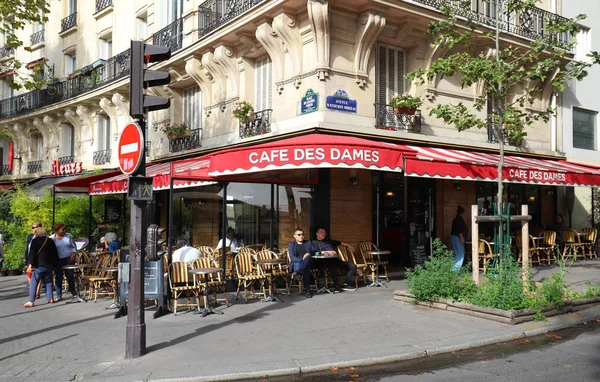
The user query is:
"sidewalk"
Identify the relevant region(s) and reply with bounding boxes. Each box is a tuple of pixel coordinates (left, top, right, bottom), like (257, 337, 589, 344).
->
(1, 260, 599, 382)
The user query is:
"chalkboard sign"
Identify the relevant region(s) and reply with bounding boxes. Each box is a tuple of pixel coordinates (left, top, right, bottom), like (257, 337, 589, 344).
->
(411, 244, 430, 267)
(104, 200, 122, 223)
(120, 257, 164, 300)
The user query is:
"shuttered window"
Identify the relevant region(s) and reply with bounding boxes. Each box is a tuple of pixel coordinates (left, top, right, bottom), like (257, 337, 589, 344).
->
(255, 56, 272, 111)
(35, 133, 44, 160)
(97, 114, 111, 150)
(377, 44, 405, 105)
(60, 123, 74, 157)
(183, 85, 201, 130)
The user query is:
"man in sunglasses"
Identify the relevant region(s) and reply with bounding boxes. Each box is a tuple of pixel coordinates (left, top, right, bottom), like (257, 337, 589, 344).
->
(288, 228, 316, 298)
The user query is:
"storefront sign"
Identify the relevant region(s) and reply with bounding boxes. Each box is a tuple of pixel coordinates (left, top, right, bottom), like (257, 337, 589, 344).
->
(248, 147, 381, 165)
(505, 168, 566, 183)
(300, 88, 319, 114)
(51, 160, 83, 176)
(326, 89, 357, 113)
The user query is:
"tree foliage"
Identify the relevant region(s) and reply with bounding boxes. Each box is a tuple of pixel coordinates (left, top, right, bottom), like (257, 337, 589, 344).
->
(0, 0, 50, 91)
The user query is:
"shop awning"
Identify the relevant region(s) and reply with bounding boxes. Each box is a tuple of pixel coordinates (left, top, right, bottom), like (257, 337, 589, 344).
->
(54, 170, 121, 193)
(89, 162, 214, 195)
(403, 146, 600, 186)
(173, 134, 405, 179)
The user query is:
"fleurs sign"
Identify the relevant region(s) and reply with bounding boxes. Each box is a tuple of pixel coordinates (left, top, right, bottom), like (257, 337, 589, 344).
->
(51, 160, 83, 176)
(300, 88, 319, 114)
(326, 89, 357, 113)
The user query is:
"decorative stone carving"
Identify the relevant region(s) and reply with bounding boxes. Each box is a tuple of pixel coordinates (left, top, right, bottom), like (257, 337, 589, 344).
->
(273, 13, 303, 88)
(202, 51, 226, 103)
(76, 106, 96, 146)
(12, 123, 29, 162)
(307, 0, 330, 80)
(111, 93, 133, 127)
(63, 110, 84, 148)
(214, 45, 239, 99)
(32, 118, 51, 154)
(354, 11, 385, 88)
(41, 115, 61, 152)
(99, 98, 119, 141)
(185, 55, 213, 111)
(256, 22, 285, 92)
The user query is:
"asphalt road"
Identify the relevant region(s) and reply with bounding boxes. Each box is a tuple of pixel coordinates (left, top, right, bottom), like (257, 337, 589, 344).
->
(263, 320, 600, 382)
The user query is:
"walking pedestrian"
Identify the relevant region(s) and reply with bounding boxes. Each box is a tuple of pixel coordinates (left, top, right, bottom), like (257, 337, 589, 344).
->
(450, 205, 467, 271)
(51, 223, 78, 301)
(22, 226, 59, 307)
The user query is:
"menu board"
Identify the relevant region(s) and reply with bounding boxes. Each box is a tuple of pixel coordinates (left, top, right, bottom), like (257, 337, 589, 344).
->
(104, 200, 122, 223)
(411, 244, 429, 267)
(120, 257, 163, 300)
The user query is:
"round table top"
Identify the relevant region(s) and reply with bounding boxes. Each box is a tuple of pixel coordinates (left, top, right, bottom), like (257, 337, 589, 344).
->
(366, 250, 391, 255)
(62, 264, 92, 270)
(189, 267, 222, 275)
(256, 258, 286, 265)
(102, 267, 118, 272)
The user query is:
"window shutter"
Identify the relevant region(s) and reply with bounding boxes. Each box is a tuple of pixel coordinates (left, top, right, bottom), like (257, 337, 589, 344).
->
(255, 56, 272, 111)
(60, 124, 74, 157)
(377, 44, 406, 104)
(183, 85, 201, 131)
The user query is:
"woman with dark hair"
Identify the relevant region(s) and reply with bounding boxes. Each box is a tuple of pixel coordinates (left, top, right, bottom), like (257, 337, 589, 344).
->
(450, 205, 468, 271)
(22, 227, 59, 307)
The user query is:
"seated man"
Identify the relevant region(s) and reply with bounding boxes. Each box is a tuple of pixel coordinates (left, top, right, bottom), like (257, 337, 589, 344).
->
(288, 228, 316, 298)
(312, 227, 359, 291)
(216, 227, 238, 253)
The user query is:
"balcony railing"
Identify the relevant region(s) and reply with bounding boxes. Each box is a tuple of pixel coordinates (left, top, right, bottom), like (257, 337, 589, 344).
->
(153, 18, 183, 54)
(239, 109, 272, 138)
(60, 12, 77, 33)
(0, 48, 130, 119)
(27, 160, 43, 174)
(58, 155, 75, 165)
(411, 0, 570, 45)
(95, 0, 113, 13)
(30, 29, 45, 46)
(2, 164, 11, 176)
(198, 0, 268, 39)
(169, 128, 201, 153)
(93, 149, 111, 165)
(0, 45, 13, 58)
(374, 104, 421, 133)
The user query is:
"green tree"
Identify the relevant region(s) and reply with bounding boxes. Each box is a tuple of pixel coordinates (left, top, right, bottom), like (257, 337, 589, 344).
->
(408, 0, 600, 252)
(0, 0, 50, 91)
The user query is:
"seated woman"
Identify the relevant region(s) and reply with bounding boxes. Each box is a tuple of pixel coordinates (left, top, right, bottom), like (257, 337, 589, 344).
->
(96, 237, 108, 251)
(105, 232, 121, 254)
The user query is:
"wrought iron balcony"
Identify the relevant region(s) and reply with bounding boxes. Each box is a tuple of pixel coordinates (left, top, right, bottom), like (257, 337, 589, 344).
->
(60, 12, 77, 33)
(168, 128, 201, 153)
(153, 18, 183, 54)
(58, 155, 75, 165)
(27, 160, 44, 174)
(0, 45, 13, 58)
(93, 149, 111, 165)
(30, 29, 45, 46)
(152, 118, 171, 133)
(2, 164, 11, 176)
(198, 0, 268, 39)
(239, 109, 272, 138)
(411, 0, 570, 45)
(374, 104, 421, 133)
(95, 0, 113, 13)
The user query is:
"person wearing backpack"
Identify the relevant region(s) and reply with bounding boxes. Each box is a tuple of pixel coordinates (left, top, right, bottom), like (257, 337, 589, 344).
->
(22, 226, 59, 307)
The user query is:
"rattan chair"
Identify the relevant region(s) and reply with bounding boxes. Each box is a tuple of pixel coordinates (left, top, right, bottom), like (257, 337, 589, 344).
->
(168, 261, 202, 315)
(214, 247, 235, 279)
(87, 255, 118, 302)
(479, 239, 496, 274)
(536, 231, 556, 265)
(196, 245, 216, 259)
(254, 249, 290, 295)
(234, 252, 266, 302)
(191, 257, 229, 307)
(337, 244, 365, 288)
(562, 229, 580, 262)
(359, 242, 390, 282)
(579, 227, 598, 259)
(345, 245, 370, 286)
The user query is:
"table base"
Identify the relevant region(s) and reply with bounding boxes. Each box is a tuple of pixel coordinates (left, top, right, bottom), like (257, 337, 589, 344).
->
(368, 278, 388, 288)
(65, 294, 87, 304)
(194, 307, 224, 317)
(105, 301, 121, 310)
(317, 286, 335, 294)
(261, 294, 284, 303)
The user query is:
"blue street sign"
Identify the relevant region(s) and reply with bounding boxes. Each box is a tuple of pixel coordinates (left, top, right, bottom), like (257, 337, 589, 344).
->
(300, 88, 319, 114)
(326, 89, 357, 113)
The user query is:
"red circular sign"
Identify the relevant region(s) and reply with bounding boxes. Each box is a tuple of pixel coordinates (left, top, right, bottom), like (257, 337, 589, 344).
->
(118, 122, 144, 175)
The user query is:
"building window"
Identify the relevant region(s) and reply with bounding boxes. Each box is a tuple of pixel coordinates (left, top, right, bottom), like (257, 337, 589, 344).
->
(1, 76, 13, 100)
(573, 108, 597, 150)
(183, 85, 201, 129)
(68, 0, 77, 14)
(377, 44, 405, 104)
(34, 133, 44, 160)
(575, 26, 590, 62)
(255, 56, 272, 111)
(60, 123, 74, 157)
(65, 53, 76, 76)
(97, 114, 111, 150)
(136, 16, 147, 41)
(99, 37, 112, 60)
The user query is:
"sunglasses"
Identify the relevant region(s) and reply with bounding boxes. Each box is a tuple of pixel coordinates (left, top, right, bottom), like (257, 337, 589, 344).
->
(32, 226, 39, 229)
(295, 233, 305, 236)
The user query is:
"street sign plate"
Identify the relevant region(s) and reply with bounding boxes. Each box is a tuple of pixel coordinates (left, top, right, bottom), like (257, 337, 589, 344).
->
(118, 123, 144, 175)
(127, 176, 153, 201)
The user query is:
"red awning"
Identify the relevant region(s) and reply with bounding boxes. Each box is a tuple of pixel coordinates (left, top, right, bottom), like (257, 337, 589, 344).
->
(54, 171, 121, 193)
(88, 163, 214, 195)
(173, 134, 406, 179)
(403, 146, 600, 186)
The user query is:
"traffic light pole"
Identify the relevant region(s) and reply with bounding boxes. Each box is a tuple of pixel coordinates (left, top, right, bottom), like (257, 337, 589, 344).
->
(125, 118, 147, 359)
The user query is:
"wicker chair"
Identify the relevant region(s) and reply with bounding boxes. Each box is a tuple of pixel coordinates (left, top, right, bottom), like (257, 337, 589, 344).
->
(579, 228, 598, 259)
(191, 257, 229, 307)
(337, 244, 366, 288)
(562, 229, 580, 262)
(285, 251, 303, 293)
(214, 247, 235, 279)
(254, 249, 290, 295)
(196, 245, 216, 259)
(535, 231, 556, 265)
(478, 239, 496, 274)
(234, 252, 266, 302)
(87, 255, 118, 302)
(168, 261, 202, 315)
(346, 245, 371, 286)
(359, 242, 390, 282)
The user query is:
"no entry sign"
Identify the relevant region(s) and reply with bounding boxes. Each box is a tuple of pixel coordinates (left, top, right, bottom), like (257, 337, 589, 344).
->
(118, 122, 144, 175)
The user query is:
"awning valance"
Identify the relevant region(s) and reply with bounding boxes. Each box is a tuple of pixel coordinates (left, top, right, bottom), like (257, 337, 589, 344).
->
(54, 170, 121, 193)
(173, 133, 406, 179)
(403, 146, 600, 186)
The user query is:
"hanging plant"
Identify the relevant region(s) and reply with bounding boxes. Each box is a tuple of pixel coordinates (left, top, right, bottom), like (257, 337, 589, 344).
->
(232, 101, 255, 124)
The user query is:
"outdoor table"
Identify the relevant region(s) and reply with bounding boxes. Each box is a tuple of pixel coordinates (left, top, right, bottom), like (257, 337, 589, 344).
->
(189, 267, 224, 317)
(256, 258, 287, 302)
(312, 252, 338, 294)
(365, 250, 390, 288)
(62, 264, 92, 303)
(102, 267, 120, 309)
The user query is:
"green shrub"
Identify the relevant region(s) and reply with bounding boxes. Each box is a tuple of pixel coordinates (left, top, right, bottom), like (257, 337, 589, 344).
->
(406, 238, 476, 301)
(3, 240, 26, 270)
(539, 271, 567, 308)
(567, 281, 600, 300)
(468, 255, 528, 310)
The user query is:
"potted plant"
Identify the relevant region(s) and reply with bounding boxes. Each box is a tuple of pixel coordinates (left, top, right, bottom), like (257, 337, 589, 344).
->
(232, 101, 255, 124)
(3, 249, 24, 276)
(161, 122, 191, 140)
(389, 94, 422, 115)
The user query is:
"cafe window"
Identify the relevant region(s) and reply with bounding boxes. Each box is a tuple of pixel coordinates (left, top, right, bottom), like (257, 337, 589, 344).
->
(573, 107, 597, 150)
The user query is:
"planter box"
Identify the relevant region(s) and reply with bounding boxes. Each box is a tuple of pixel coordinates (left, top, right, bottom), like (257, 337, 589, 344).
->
(7, 269, 23, 276)
(393, 290, 600, 325)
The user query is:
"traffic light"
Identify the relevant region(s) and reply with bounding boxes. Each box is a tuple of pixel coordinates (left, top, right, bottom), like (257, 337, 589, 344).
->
(146, 224, 167, 261)
(129, 40, 172, 118)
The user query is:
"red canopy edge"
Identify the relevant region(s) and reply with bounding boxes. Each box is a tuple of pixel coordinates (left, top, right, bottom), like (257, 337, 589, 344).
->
(54, 171, 121, 193)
